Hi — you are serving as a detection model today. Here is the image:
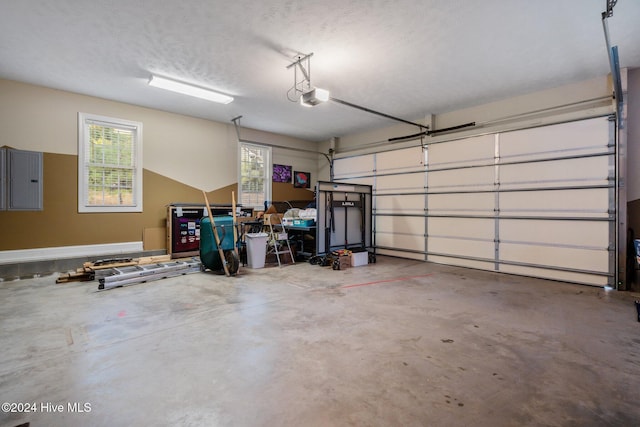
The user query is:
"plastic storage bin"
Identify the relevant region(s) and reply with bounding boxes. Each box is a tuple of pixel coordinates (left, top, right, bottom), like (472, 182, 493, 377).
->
(351, 251, 369, 267)
(245, 232, 268, 268)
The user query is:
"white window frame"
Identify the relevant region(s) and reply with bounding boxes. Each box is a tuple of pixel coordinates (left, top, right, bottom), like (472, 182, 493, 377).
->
(78, 112, 143, 213)
(238, 141, 271, 210)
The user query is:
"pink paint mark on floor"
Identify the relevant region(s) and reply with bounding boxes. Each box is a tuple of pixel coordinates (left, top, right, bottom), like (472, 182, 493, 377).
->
(341, 273, 434, 290)
(117, 310, 127, 318)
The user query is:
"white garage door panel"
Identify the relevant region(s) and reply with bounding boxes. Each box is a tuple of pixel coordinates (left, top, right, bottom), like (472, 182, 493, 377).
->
(500, 265, 608, 286)
(338, 176, 375, 187)
(429, 217, 494, 240)
(338, 116, 614, 287)
(379, 248, 424, 260)
(500, 220, 608, 247)
(422, 117, 613, 286)
(429, 237, 494, 259)
(377, 232, 424, 251)
(376, 216, 425, 235)
(428, 192, 494, 214)
(334, 154, 374, 179)
(376, 146, 426, 173)
(376, 194, 424, 213)
(500, 188, 609, 217)
(428, 134, 494, 167)
(428, 255, 495, 271)
(500, 243, 609, 272)
(429, 166, 494, 190)
(500, 118, 609, 160)
(500, 157, 609, 189)
(376, 172, 424, 192)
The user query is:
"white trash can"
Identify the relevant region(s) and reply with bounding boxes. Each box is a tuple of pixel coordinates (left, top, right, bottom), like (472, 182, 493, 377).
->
(245, 232, 268, 268)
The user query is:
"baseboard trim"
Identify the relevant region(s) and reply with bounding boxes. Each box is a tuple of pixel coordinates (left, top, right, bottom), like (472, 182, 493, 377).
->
(0, 242, 144, 264)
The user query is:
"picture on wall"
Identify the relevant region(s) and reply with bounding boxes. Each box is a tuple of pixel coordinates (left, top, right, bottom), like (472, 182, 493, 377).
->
(272, 164, 292, 183)
(293, 171, 311, 188)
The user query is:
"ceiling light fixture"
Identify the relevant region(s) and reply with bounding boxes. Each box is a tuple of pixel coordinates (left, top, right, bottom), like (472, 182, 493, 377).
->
(148, 75, 233, 104)
(300, 87, 330, 107)
(287, 52, 329, 107)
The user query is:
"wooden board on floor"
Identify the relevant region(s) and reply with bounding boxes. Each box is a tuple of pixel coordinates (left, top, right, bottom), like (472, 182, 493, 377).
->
(58, 254, 177, 283)
(82, 254, 172, 270)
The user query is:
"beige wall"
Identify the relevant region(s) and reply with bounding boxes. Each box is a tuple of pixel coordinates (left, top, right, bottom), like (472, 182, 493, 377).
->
(334, 75, 615, 157)
(0, 79, 319, 252)
(432, 75, 613, 132)
(0, 79, 319, 191)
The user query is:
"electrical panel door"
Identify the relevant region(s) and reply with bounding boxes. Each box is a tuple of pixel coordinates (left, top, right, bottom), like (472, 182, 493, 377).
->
(8, 149, 43, 211)
(0, 148, 6, 210)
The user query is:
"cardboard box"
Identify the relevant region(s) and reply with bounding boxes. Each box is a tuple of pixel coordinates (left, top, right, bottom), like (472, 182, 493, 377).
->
(264, 213, 282, 224)
(351, 251, 369, 267)
(265, 252, 294, 265)
(339, 254, 351, 269)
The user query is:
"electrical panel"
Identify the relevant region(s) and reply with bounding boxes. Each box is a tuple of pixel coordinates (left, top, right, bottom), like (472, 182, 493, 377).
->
(0, 148, 5, 210)
(2, 148, 43, 211)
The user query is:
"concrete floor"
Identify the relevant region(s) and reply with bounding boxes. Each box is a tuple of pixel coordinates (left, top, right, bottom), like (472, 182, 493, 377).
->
(1, 256, 639, 427)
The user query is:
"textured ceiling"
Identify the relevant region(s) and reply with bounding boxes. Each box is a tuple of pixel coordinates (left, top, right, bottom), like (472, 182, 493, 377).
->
(1, 0, 639, 142)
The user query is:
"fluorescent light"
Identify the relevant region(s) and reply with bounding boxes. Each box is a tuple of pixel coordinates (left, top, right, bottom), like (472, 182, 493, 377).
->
(148, 75, 233, 104)
(300, 87, 330, 107)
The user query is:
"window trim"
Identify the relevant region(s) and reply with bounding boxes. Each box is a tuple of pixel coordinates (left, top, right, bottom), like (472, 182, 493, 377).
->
(78, 112, 143, 213)
(238, 141, 271, 210)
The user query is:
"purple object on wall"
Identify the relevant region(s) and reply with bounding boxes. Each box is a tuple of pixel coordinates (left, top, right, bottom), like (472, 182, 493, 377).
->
(273, 164, 292, 183)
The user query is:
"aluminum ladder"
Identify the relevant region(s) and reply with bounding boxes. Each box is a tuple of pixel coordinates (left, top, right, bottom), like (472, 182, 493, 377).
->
(98, 259, 202, 290)
(264, 214, 295, 267)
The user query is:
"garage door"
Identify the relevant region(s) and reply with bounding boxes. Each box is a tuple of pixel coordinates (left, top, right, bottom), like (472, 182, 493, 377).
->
(334, 116, 615, 286)
(334, 147, 427, 261)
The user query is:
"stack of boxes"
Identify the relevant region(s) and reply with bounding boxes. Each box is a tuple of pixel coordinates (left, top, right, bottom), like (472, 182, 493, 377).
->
(332, 249, 369, 269)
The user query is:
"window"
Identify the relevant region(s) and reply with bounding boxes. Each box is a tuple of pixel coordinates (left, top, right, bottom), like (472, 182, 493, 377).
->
(78, 113, 143, 213)
(238, 142, 271, 209)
